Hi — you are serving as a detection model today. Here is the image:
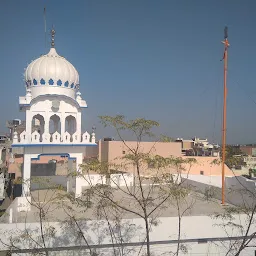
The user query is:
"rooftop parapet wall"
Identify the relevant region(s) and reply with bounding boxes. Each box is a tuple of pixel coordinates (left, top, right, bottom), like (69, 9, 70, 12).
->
(12, 130, 96, 146)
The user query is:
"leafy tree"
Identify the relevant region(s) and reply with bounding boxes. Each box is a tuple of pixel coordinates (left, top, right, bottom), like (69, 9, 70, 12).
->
(222, 145, 246, 169)
(74, 115, 196, 256)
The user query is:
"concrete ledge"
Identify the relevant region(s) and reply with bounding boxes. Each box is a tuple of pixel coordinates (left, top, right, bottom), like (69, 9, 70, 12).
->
(17, 196, 31, 212)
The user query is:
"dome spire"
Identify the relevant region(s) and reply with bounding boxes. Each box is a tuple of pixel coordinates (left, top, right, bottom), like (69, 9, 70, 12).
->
(51, 27, 56, 48)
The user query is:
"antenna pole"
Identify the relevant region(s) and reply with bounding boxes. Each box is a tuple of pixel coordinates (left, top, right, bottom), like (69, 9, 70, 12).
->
(44, 7, 47, 50)
(221, 27, 230, 205)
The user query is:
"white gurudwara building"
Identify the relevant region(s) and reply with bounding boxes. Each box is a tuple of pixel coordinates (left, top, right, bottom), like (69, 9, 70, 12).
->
(12, 29, 96, 210)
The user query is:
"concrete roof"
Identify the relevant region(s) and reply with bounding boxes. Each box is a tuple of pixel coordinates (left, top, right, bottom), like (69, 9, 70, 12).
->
(0, 187, 233, 224)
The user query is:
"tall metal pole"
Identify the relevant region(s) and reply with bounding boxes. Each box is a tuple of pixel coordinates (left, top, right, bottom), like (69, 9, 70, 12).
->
(44, 7, 47, 50)
(221, 27, 230, 205)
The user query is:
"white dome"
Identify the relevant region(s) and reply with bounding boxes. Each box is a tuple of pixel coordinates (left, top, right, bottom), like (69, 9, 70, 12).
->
(25, 47, 79, 97)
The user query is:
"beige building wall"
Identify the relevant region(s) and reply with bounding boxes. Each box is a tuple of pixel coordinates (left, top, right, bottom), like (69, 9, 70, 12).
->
(85, 144, 99, 159)
(182, 156, 234, 176)
(107, 141, 182, 161)
(98, 140, 181, 169)
(98, 140, 110, 162)
(97, 140, 233, 177)
(182, 140, 194, 150)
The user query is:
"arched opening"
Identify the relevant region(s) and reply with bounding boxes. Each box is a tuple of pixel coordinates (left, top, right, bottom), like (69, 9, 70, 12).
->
(49, 114, 61, 134)
(65, 115, 76, 135)
(32, 114, 45, 141)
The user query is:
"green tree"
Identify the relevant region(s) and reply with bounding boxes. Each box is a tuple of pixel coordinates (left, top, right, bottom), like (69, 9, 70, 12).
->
(76, 115, 196, 256)
(221, 145, 246, 168)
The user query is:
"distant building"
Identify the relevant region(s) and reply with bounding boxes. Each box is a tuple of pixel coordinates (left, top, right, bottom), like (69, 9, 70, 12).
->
(175, 137, 220, 157)
(98, 139, 182, 165)
(0, 133, 11, 169)
(243, 156, 256, 170)
(239, 145, 256, 156)
(175, 138, 194, 154)
(6, 119, 42, 140)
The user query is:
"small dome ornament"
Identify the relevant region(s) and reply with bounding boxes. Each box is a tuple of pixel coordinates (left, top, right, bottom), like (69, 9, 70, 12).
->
(91, 126, 96, 143)
(51, 28, 56, 48)
(76, 91, 82, 100)
(26, 80, 31, 88)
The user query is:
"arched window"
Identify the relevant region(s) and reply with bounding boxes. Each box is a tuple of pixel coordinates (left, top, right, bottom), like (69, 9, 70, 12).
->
(64, 81, 69, 87)
(49, 114, 61, 134)
(33, 79, 38, 85)
(65, 115, 76, 135)
(31, 114, 45, 141)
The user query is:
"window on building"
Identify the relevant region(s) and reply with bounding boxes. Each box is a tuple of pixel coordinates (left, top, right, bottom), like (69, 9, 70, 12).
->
(122, 151, 125, 154)
(148, 162, 155, 169)
(200, 170, 204, 175)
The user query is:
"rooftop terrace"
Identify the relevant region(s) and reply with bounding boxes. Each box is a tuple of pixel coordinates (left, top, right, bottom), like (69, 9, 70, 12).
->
(0, 185, 232, 224)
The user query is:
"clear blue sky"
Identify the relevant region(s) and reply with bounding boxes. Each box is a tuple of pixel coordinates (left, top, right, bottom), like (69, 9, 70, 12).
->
(1, 0, 256, 144)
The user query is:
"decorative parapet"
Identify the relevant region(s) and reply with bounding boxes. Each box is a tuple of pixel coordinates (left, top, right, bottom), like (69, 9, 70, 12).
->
(12, 131, 96, 146)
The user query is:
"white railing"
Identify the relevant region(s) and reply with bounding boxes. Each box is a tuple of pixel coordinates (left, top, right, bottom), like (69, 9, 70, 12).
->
(12, 130, 96, 145)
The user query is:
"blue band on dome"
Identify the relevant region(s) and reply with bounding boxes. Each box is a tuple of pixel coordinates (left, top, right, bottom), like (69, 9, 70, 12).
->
(57, 79, 62, 86)
(49, 79, 54, 85)
(40, 78, 45, 85)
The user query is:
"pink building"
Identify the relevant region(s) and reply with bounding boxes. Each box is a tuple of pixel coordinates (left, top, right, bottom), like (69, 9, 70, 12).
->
(97, 140, 233, 177)
(8, 139, 233, 178)
(182, 156, 234, 176)
(98, 140, 182, 162)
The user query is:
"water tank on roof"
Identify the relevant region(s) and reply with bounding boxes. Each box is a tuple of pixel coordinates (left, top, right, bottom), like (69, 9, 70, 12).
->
(13, 119, 21, 126)
(103, 137, 114, 141)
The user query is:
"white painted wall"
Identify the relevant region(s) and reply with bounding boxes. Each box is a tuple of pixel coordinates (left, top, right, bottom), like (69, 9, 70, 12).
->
(180, 174, 222, 188)
(110, 173, 134, 188)
(76, 174, 106, 187)
(75, 174, 134, 196)
(0, 214, 255, 255)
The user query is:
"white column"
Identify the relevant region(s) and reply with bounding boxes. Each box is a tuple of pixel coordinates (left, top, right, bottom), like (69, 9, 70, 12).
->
(44, 115, 50, 134)
(41, 115, 50, 143)
(77, 112, 81, 135)
(61, 114, 66, 136)
(26, 110, 33, 142)
(22, 153, 31, 197)
(75, 153, 83, 197)
(26, 110, 32, 134)
(67, 159, 73, 193)
(0, 148, 2, 162)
